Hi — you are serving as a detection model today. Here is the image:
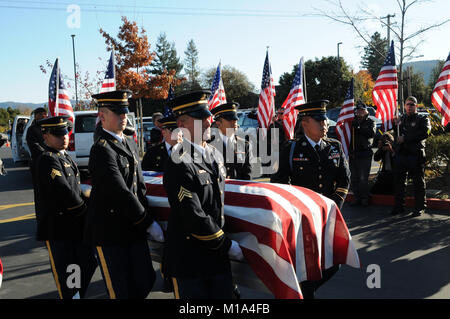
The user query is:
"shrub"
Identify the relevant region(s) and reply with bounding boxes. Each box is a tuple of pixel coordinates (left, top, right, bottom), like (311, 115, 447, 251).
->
(425, 133, 450, 175)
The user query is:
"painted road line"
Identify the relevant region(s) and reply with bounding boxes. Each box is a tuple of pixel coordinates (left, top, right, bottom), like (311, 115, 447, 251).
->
(0, 213, 36, 224)
(0, 202, 34, 211)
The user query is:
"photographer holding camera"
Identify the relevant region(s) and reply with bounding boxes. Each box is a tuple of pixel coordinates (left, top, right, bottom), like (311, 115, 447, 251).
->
(371, 132, 395, 195)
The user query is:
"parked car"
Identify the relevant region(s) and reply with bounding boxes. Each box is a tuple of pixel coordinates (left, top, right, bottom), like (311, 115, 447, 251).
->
(11, 115, 31, 163)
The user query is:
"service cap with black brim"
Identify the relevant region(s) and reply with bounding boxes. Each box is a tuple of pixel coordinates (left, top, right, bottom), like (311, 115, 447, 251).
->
(38, 115, 72, 136)
(92, 90, 132, 115)
(169, 90, 212, 119)
(355, 101, 367, 110)
(295, 99, 329, 121)
(211, 102, 240, 121)
(159, 115, 178, 130)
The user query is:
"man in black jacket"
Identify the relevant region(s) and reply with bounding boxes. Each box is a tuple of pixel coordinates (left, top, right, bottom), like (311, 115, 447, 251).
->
(35, 115, 96, 299)
(209, 102, 253, 180)
(163, 90, 244, 299)
(391, 96, 431, 217)
(85, 90, 164, 299)
(349, 102, 376, 206)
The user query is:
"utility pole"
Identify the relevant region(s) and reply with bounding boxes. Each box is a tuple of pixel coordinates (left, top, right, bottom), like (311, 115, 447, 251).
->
(381, 14, 395, 52)
(71, 35, 78, 109)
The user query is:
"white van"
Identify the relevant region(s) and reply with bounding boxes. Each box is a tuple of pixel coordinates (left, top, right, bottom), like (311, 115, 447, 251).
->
(11, 115, 31, 163)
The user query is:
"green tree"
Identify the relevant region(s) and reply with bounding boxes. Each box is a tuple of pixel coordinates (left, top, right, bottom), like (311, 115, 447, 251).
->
(183, 39, 201, 90)
(149, 32, 183, 76)
(361, 32, 388, 80)
(202, 65, 255, 102)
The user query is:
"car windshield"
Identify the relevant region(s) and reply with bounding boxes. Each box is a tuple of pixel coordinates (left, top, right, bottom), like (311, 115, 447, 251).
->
(75, 115, 97, 133)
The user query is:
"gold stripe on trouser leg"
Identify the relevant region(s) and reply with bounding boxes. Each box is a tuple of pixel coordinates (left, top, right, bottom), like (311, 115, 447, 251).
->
(45, 241, 63, 299)
(172, 277, 180, 299)
(96, 246, 116, 299)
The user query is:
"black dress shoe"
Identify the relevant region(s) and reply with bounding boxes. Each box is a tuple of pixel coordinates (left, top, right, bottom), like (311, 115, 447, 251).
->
(411, 209, 425, 217)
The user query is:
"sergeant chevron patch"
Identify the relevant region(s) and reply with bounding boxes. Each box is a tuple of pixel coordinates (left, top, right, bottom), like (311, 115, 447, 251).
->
(50, 169, 62, 179)
(178, 186, 193, 202)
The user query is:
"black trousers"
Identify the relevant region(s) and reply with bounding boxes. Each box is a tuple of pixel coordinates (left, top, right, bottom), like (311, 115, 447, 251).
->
(172, 272, 233, 299)
(45, 240, 97, 299)
(95, 240, 156, 299)
(350, 152, 373, 203)
(393, 154, 426, 211)
(300, 265, 340, 299)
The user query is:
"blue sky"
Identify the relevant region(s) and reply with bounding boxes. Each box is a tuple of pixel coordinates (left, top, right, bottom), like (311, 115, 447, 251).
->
(1, 0, 449, 103)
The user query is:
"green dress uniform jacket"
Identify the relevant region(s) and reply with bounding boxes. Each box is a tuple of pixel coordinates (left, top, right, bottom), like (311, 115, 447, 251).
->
(35, 146, 86, 241)
(270, 135, 351, 210)
(84, 129, 153, 245)
(162, 139, 232, 278)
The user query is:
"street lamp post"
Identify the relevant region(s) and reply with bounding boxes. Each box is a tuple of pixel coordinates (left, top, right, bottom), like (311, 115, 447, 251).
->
(71, 34, 78, 109)
(337, 42, 343, 100)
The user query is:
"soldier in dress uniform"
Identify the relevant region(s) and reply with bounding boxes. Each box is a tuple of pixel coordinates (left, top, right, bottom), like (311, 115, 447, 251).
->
(84, 90, 164, 299)
(391, 96, 431, 217)
(270, 99, 350, 299)
(163, 90, 244, 299)
(35, 115, 97, 299)
(209, 102, 253, 180)
(141, 116, 180, 172)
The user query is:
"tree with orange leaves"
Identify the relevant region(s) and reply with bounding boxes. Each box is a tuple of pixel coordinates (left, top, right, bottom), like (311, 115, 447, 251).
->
(354, 70, 375, 106)
(99, 16, 183, 99)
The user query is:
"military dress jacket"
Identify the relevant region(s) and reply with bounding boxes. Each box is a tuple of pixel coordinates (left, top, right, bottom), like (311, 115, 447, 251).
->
(26, 121, 46, 162)
(141, 141, 170, 172)
(35, 146, 86, 241)
(84, 129, 153, 245)
(162, 139, 232, 278)
(270, 135, 350, 209)
(208, 134, 252, 180)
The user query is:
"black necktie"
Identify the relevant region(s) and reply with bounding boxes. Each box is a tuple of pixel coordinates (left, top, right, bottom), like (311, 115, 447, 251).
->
(314, 144, 320, 154)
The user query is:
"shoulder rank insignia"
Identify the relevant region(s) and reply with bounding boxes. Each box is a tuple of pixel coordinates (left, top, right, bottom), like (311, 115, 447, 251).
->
(50, 169, 62, 179)
(178, 186, 193, 202)
(63, 162, 71, 168)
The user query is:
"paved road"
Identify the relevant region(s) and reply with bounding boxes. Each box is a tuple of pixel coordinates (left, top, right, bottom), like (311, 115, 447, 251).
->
(1, 145, 449, 299)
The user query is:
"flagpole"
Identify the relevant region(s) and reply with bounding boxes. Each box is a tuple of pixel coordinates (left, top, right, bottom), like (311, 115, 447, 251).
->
(301, 57, 307, 103)
(55, 58, 60, 117)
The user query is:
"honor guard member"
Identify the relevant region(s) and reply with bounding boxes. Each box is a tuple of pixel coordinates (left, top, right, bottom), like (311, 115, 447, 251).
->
(163, 90, 244, 299)
(85, 90, 164, 299)
(141, 115, 179, 172)
(391, 96, 431, 217)
(209, 102, 253, 180)
(270, 100, 350, 299)
(35, 115, 97, 299)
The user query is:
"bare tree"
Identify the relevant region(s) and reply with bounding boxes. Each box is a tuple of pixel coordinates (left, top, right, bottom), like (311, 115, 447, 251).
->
(313, 0, 450, 110)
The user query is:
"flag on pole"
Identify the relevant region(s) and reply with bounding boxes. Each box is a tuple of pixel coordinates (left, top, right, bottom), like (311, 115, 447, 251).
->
(336, 78, 355, 158)
(257, 51, 276, 135)
(163, 84, 175, 117)
(431, 52, 450, 127)
(372, 41, 398, 132)
(100, 50, 116, 93)
(208, 62, 227, 111)
(48, 58, 74, 124)
(281, 58, 305, 139)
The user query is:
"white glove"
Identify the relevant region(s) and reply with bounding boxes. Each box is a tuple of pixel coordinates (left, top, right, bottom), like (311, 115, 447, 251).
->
(228, 240, 244, 261)
(147, 221, 164, 242)
(80, 184, 92, 198)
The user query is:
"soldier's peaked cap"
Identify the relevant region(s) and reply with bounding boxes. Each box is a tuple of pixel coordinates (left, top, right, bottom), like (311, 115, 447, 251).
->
(92, 90, 132, 114)
(295, 99, 329, 121)
(38, 115, 72, 136)
(159, 115, 178, 129)
(169, 89, 212, 119)
(211, 102, 239, 121)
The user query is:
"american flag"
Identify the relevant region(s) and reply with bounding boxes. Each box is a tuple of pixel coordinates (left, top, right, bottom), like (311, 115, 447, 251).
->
(208, 62, 227, 111)
(143, 173, 360, 299)
(431, 52, 450, 127)
(48, 58, 74, 123)
(0, 257, 3, 288)
(281, 59, 305, 140)
(372, 41, 398, 132)
(336, 78, 355, 158)
(163, 84, 175, 117)
(257, 51, 276, 136)
(100, 50, 116, 93)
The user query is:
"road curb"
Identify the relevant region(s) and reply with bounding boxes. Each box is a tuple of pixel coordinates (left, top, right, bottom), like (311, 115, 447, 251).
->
(346, 193, 450, 211)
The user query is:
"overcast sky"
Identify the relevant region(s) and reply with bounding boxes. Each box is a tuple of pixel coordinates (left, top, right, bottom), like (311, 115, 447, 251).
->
(1, 0, 449, 103)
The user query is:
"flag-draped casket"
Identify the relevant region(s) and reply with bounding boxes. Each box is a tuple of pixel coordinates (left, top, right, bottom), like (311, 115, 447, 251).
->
(144, 172, 360, 299)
